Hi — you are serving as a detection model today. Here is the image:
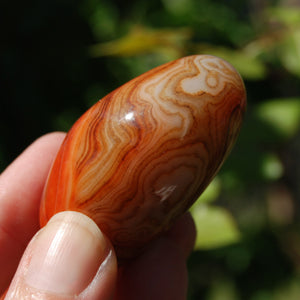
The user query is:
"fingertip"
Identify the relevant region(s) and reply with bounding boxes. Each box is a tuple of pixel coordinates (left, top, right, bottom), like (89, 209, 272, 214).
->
(166, 212, 196, 259)
(0, 132, 67, 295)
(116, 239, 188, 300)
(5, 211, 117, 300)
(32, 132, 66, 149)
(115, 214, 196, 300)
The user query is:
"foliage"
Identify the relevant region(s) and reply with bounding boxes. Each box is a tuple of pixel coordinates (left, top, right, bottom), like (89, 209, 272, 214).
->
(1, 0, 300, 299)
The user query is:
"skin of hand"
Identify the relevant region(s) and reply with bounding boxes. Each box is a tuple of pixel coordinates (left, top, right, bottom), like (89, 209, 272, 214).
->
(0, 132, 196, 300)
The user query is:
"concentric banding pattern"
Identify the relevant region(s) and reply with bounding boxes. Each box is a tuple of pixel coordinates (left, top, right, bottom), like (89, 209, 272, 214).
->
(40, 55, 246, 259)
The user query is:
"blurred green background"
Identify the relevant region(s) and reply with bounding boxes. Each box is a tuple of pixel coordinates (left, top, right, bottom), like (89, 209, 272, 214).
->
(1, 0, 300, 299)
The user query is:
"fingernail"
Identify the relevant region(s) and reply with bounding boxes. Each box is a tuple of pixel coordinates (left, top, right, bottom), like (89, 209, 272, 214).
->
(25, 211, 109, 296)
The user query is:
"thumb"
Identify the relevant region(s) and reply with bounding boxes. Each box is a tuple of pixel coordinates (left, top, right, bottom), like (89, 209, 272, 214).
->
(5, 211, 117, 300)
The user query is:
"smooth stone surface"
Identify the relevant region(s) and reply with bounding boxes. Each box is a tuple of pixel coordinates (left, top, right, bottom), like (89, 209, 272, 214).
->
(40, 55, 247, 259)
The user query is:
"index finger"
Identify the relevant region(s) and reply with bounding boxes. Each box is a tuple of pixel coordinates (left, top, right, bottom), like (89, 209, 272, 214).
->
(0, 132, 65, 295)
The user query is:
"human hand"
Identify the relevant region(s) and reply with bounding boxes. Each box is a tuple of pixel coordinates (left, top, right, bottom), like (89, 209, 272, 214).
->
(0, 132, 196, 299)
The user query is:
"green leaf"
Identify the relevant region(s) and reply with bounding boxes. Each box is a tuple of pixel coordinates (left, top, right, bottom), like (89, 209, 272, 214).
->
(206, 279, 239, 300)
(261, 153, 284, 181)
(86, 1, 118, 39)
(280, 29, 300, 77)
(195, 177, 222, 204)
(255, 98, 300, 139)
(274, 277, 300, 300)
(191, 204, 241, 250)
(161, 0, 192, 15)
(268, 6, 300, 26)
